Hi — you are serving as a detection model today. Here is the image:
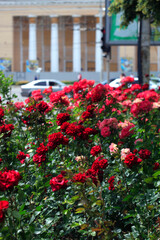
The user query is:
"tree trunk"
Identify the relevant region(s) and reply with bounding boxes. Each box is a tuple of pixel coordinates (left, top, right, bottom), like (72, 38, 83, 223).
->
(141, 18, 150, 83)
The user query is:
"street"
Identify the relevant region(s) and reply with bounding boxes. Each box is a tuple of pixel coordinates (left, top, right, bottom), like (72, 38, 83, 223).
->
(0, 85, 26, 102)
(11, 85, 26, 102)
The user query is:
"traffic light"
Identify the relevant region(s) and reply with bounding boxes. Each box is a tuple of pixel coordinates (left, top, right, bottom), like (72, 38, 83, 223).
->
(101, 27, 106, 52)
(101, 27, 111, 57)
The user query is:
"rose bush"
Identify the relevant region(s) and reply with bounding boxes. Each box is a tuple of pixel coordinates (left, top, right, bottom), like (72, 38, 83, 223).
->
(0, 72, 160, 239)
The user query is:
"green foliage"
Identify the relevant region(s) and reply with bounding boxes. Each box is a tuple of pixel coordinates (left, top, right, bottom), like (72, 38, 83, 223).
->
(0, 71, 14, 101)
(15, 81, 29, 85)
(62, 80, 74, 85)
(109, 0, 160, 26)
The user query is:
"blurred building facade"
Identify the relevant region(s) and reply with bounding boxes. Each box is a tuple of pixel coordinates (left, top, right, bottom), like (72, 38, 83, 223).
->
(0, 0, 159, 81)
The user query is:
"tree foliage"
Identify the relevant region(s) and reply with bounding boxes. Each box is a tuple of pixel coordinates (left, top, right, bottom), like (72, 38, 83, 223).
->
(108, 0, 160, 26)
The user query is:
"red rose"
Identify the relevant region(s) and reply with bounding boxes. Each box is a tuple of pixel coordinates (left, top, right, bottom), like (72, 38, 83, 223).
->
(90, 145, 102, 156)
(91, 159, 100, 171)
(56, 113, 70, 126)
(81, 111, 92, 121)
(0, 107, 4, 120)
(65, 123, 78, 136)
(130, 84, 141, 91)
(36, 143, 48, 155)
(0, 123, 14, 137)
(83, 127, 98, 136)
(0, 170, 21, 191)
(137, 90, 159, 102)
(60, 122, 70, 132)
(91, 158, 108, 183)
(72, 173, 86, 183)
(36, 101, 50, 114)
(49, 91, 69, 106)
(153, 162, 160, 171)
(0, 200, 9, 210)
(133, 149, 138, 154)
(33, 153, 46, 166)
(14, 102, 25, 111)
(101, 126, 111, 137)
(31, 89, 43, 101)
(99, 118, 118, 130)
(0, 200, 9, 222)
(43, 86, 53, 95)
(119, 125, 135, 139)
(99, 159, 108, 169)
(121, 76, 134, 84)
(76, 125, 86, 139)
(131, 100, 152, 117)
(16, 151, 30, 164)
(138, 149, 151, 160)
(86, 168, 98, 185)
(63, 85, 73, 94)
(86, 84, 106, 103)
(47, 132, 69, 149)
(50, 174, 68, 192)
(108, 176, 115, 190)
(142, 83, 149, 91)
(124, 153, 142, 168)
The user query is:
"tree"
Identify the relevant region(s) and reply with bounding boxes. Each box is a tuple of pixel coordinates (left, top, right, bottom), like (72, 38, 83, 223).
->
(108, 0, 160, 83)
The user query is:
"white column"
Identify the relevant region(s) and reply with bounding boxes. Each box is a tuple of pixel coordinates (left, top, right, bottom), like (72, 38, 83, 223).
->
(95, 16, 102, 72)
(73, 15, 81, 72)
(50, 16, 59, 72)
(157, 46, 160, 73)
(28, 16, 37, 60)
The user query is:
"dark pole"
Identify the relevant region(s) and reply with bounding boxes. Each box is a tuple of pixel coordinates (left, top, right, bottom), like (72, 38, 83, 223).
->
(138, 15, 143, 85)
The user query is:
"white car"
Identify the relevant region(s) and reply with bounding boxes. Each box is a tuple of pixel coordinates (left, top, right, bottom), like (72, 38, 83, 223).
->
(150, 77, 160, 89)
(103, 77, 160, 90)
(21, 79, 67, 97)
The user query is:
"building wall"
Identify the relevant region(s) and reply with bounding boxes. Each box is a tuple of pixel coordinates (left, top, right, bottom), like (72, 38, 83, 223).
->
(13, 15, 104, 72)
(0, 2, 101, 72)
(0, 14, 13, 60)
(0, 2, 159, 78)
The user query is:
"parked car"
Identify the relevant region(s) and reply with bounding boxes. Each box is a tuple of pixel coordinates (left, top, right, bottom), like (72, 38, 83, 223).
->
(21, 79, 67, 97)
(150, 77, 160, 89)
(101, 78, 116, 85)
(102, 77, 160, 90)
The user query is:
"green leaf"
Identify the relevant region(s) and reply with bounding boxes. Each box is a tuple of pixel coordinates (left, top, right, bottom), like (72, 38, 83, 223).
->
(123, 214, 135, 219)
(91, 231, 96, 236)
(19, 203, 25, 212)
(150, 194, 159, 203)
(36, 205, 43, 211)
(75, 208, 85, 214)
(122, 195, 132, 202)
(144, 177, 153, 183)
(153, 170, 160, 178)
(45, 217, 54, 225)
(29, 211, 41, 224)
(34, 228, 42, 235)
(71, 222, 81, 228)
(12, 210, 21, 220)
(96, 200, 103, 206)
(71, 195, 80, 201)
(19, 210, 27, 215)
(80, 223, 89, 230)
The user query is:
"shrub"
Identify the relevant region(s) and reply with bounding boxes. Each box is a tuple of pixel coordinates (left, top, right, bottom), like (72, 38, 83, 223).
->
(0, 73, 159, 239)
